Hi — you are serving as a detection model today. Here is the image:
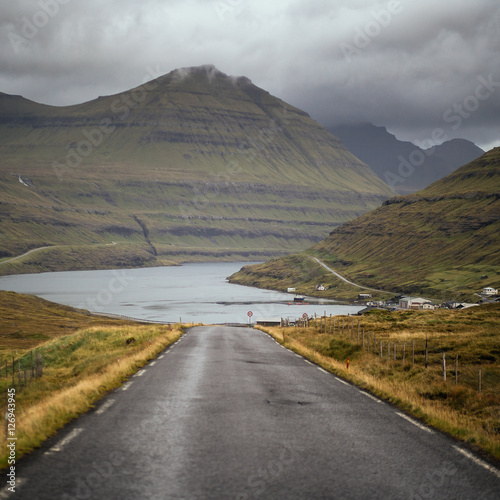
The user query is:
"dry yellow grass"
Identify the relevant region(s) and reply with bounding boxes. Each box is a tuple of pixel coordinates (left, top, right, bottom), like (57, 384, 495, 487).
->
(257, 303, 500, 462)
(0, 323, 184, 468)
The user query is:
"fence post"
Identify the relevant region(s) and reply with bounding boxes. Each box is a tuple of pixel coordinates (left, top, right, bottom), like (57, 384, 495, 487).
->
(478, 369, 482, 394)
(403, 344, 406, 364)
(455, 354, 458, 385)
(442, 352, 446, 382)
(412, 340, 415, 368)
(380, 341, 383, 359)
(425, 333, 428, 369)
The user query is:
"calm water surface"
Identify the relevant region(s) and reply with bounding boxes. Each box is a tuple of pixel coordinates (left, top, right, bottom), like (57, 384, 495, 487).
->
(0, 263, 363, 323)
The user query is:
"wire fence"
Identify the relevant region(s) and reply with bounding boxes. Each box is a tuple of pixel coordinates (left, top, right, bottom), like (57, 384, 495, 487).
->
(286, 313, 498, 395)
(0, 351, 44, 394)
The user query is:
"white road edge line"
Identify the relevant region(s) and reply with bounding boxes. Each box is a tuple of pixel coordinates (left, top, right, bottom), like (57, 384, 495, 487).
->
(45, 428, 84, 454)
(317, 367, 329, 374)
(304, 360, 313, 365)
(95, 399, 115, 415)
(360, 391, 382, 403)
(149, 361, 156, 366)
(334, 377, 349, 386)
(453, 446, 500, 478)
(121, 381, 133, 391)
(0, 478, 26, 498)
(135, 369, 146, 377)
(395, 412, 434, 434)
(158, 355, 164, 359)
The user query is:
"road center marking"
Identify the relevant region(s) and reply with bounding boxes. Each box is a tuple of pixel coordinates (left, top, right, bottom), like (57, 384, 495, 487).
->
(45, 428, 84, 454)
(95, 399, 115, 415)
(396, 412, 433, 433)
(453, 446, 500, 478)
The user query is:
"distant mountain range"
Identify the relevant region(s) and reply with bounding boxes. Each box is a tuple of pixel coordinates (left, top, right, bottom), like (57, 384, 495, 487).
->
(328, 123, 484, 194)
(0, 65, 393, 274)
(229, 148, 500, 301)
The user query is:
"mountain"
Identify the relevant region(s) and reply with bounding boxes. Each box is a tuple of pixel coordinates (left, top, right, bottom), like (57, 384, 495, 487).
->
(0, 65, 394, 274)
(328, 123, 484, 194)
(229, 148, 500, 301)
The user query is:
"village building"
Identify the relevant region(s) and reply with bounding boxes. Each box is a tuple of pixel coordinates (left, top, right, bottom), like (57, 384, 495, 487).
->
(482, 287, 498, 296)
(399, 296, 432, 310)
(422, 302, 439, 310)
(358, 293, 372, 300)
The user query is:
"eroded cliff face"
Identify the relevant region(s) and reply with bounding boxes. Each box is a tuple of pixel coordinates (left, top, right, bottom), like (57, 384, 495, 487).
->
(0, 66, 393, 272)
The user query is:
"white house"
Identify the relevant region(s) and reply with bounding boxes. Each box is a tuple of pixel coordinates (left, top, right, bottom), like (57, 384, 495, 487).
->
(399, 297, 432, 309)
(482, 287, 498, 296)
(422, 302, 438, 310)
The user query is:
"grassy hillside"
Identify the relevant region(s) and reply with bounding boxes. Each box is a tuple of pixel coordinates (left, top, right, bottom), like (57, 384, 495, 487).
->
(229, 148, 500, 301)
(0, 290, 184, 467)
(0, 66, 393, 274)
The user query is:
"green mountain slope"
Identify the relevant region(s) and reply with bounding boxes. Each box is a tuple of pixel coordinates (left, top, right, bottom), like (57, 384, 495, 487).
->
(229, 148, 500, 301)
(0, 65, 393, 274)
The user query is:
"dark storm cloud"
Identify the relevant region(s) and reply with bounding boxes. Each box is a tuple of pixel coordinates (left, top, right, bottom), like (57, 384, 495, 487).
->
(0, 0, 498, 149)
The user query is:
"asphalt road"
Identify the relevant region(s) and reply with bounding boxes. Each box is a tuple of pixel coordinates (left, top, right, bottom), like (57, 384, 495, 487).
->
(8, 326, 499, 499)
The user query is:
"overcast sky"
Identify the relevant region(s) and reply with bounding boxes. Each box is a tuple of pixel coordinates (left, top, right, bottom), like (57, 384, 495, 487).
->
(1, 0, 499, 150)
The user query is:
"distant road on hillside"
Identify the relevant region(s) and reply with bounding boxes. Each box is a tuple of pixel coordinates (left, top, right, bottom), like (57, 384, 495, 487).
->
(12, 326, 499, 499)
(311, 257, 392, 294)
(0, 246, 52, 265)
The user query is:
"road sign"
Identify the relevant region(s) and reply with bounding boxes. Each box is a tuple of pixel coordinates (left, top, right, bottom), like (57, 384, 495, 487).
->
(247, 311, 253, 317)
(302, 313, 308, 319)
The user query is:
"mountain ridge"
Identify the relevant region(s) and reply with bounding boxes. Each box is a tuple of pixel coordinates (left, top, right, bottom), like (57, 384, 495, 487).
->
(228, 147, 500, 301)
(328, 123, 484, 194)
(0, 65, 393, 274)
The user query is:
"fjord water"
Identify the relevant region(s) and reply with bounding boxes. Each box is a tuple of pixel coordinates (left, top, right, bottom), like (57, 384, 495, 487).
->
(0, 263, 362, 323)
